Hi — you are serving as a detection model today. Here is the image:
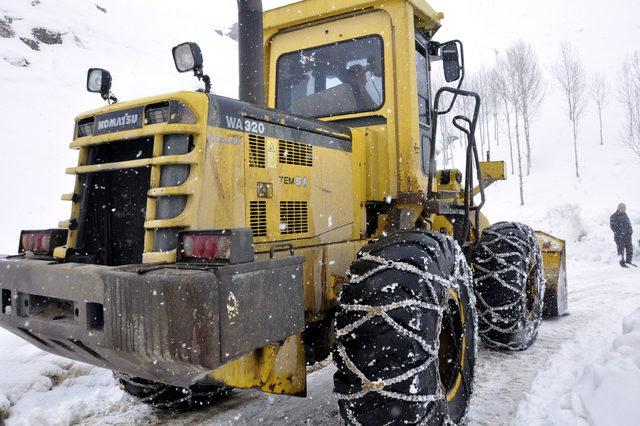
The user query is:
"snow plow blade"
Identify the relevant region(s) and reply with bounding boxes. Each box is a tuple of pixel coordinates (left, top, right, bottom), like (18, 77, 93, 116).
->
(0, 257, 304, 388)
(535, 231, 569, 318)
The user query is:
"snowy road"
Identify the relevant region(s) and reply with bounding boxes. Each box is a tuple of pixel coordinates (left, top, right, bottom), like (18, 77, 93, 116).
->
(1, 251, 639, 425)
(469, 260, 640, 425)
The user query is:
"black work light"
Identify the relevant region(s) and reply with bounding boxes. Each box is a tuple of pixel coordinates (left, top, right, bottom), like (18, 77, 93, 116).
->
(172, 42, 211, 93)
(172, 42, 203, 73)
(86, 68, 117, 103)
(87, 68, 111, 95)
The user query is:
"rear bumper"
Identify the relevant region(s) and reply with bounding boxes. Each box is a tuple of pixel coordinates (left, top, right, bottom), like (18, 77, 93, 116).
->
(0, 257, 304, 387)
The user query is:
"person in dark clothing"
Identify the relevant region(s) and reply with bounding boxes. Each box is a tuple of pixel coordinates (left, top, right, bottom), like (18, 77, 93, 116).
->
(610, 203, 635, 268)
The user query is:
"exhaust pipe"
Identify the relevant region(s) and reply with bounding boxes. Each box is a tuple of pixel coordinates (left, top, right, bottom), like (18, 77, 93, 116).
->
(237, 0, 265, 105)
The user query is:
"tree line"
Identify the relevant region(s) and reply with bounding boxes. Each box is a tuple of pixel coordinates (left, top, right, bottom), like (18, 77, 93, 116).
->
(434, 40, 640, 206)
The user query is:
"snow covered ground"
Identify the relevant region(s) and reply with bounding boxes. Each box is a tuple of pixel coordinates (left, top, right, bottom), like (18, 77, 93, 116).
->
(1, 238, 638, 425)
(1, 0, 640, 424)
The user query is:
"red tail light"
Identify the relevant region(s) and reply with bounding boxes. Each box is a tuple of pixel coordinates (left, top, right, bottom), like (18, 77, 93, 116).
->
(18, 229, 68, 255)
(177, 229, 253, 264)
(182, 235, 231, 259)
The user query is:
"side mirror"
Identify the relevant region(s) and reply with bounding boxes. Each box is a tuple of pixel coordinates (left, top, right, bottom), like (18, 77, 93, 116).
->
(172, 42, 204, 73)
(441, 42, 462, 83)
(87, 68, 117, 103)
(172, 42, 211, 93)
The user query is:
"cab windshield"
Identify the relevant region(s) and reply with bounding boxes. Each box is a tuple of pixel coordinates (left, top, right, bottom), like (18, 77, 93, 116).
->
(276, 36, 384, 118)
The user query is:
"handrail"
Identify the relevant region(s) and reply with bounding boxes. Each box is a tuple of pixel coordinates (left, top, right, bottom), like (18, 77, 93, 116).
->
(429, 86, 484, 245)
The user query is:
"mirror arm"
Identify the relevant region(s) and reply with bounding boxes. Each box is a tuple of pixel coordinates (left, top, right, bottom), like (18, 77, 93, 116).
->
(100, 90, 117, 104)
(194, 66, 212, 94)
(436, 40, 465, 116)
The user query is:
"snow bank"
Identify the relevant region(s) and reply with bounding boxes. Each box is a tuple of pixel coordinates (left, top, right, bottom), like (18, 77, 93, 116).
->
(562, 308, 640, 426)
(541, 204, 588, 243)
(0, 328, 149, 425)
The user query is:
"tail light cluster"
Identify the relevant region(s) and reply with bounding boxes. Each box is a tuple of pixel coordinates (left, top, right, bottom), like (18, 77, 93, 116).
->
(183, 234, 231, 259)
(177, 229, 253, 265)
(19, 229, 68, 256)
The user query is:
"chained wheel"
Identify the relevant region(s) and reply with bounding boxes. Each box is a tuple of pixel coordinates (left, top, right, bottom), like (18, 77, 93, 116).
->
(115, 372, 230, 412)
(333, 230, 477, 425)
(470, 222, 545, 351)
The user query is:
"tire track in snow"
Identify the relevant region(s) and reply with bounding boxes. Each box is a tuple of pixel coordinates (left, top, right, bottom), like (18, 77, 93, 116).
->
(467, 262, 640, 425)
(95, 362, 342, 426)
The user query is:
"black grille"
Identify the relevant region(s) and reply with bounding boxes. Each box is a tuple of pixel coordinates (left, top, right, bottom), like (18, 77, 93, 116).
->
(279, 140, 313, 166)
(88, 137, 153, 165)
(76, 167, 150, 266)
(279, 201, 308, 235)
(250, 201, 267, 237)
(249, 134, 265, 168)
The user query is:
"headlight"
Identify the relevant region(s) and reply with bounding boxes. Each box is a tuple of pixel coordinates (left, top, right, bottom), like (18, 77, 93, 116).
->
(144, 101, 197, 125)
(145, 102, 170, 124)
(86, 68, 112, 94)
(172, 42, 203, 73)
(76, 117, 95, 138)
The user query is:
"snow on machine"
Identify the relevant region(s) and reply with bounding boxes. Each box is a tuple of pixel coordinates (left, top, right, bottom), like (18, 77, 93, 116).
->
(0, 0, 568, 423)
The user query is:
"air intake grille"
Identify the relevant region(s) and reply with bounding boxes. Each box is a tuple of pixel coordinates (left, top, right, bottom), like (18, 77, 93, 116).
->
(279, 140, 313, 166)
(249, 134, 265, 168)
(250, 201, 267, 237)
(279, 201, 309, 235)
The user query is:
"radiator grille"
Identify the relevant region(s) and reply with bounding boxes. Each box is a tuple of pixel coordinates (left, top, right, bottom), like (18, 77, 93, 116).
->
(279, 201, 309, 235)
(279, 140, 313, 166)
(249, 134, 265, 168)
(250, 201, 267, 237)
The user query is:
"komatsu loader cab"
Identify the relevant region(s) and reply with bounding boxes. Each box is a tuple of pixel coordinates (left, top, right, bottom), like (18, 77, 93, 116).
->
(0, 0, 568, 424)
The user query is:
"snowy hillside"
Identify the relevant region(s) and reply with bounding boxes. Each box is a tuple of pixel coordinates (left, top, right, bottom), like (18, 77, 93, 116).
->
(1, 0, 639, 425)
(0, 0, 244, 254)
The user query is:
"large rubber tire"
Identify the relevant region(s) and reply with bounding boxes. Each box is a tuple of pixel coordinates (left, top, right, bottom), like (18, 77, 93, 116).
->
(333, 230, 477, 425)
(470, 222, 545, 351)
(115, 373, 230, 412)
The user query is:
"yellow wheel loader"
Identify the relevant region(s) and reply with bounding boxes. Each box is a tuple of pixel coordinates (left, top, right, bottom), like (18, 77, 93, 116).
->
(0, 0, 568, 423)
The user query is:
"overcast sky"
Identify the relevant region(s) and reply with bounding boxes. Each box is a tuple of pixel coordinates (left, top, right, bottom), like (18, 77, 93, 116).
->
(258, 0, 640, 156)
(263, 0, 640, 78)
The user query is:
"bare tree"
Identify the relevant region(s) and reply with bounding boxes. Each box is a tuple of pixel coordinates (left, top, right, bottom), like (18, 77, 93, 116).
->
(458, 87, 475, 149)
(509, 41, 545, 176)
(502, 96, 515, 174)
(496, 54, 526, 205)
(618, 52, 640, 157)
(554, 42, 587, 178)
(493, 66, 515, 174)
(432, 74, 462, 167)
(487, 67, 501, 150)
(467, 72, 487, 160)
(590, 73, 608, 146)
(436, 112, 456, 167)
(479, 68, 494, 160)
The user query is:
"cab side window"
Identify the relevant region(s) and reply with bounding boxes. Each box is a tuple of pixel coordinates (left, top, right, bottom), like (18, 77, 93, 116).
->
(416, 45, 430, 127)
(416, 36, 432, 176)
